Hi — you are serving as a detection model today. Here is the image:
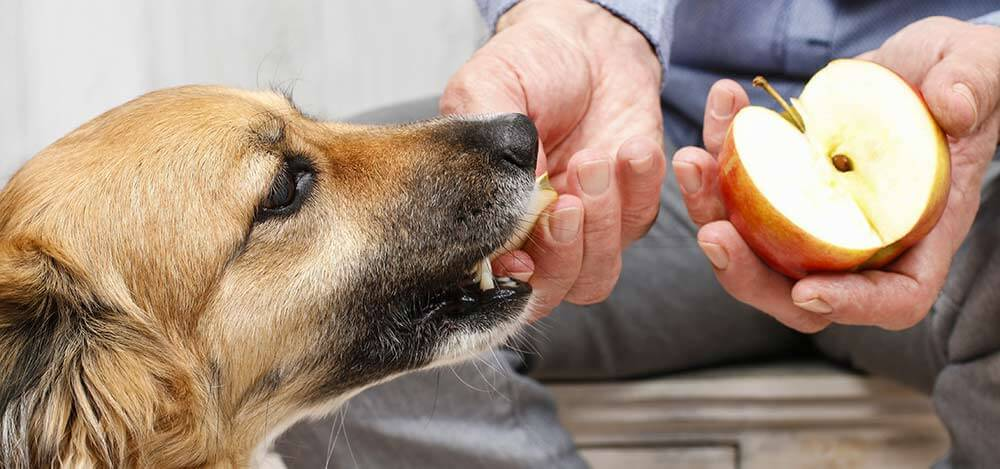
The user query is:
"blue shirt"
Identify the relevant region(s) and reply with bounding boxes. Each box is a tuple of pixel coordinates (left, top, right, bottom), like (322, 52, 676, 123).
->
(476, 0, 1000, 149)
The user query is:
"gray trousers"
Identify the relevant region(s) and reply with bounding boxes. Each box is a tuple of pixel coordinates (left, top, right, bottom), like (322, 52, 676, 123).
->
(276, 99, 1000, 469)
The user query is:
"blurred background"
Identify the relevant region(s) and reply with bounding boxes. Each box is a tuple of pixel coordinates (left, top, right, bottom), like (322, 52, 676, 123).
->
(0, 0, 485, 182)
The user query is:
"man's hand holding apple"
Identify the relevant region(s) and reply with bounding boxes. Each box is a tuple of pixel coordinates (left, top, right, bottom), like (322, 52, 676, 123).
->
(673, 17, 1000, 332)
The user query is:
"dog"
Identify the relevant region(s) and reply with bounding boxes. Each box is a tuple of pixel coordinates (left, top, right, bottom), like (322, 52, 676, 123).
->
(0, 86, 548, 468)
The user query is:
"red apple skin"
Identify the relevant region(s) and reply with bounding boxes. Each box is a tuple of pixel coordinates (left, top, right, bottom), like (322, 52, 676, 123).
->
(717, 119, 951, 279)
(717, 127, 878, 279)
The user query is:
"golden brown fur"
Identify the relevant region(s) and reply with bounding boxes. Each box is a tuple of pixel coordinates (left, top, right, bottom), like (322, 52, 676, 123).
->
(0, 86, 539, 467)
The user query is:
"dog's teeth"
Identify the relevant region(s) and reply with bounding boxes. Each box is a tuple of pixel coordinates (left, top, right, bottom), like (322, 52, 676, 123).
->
(494, 276, 514, 288)
(476, 258, 495, 291)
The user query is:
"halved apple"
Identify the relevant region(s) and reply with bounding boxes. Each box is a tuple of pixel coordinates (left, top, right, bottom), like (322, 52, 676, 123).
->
(718, 59, 951, 279)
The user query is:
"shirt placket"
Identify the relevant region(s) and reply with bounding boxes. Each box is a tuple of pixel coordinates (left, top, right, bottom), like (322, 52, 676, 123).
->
(782, 0, 837, 78)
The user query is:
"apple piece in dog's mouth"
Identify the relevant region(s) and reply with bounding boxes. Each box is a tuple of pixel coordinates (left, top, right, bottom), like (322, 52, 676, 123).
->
(472, 173, 558, 290)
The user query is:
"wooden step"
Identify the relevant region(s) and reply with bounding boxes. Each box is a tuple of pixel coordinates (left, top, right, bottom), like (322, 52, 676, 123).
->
(547, 362, 948, 468)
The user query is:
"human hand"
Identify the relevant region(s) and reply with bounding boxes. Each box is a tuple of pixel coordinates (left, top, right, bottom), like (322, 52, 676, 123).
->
(442, 0, 667, 318)
(673, 17, 1000, 332)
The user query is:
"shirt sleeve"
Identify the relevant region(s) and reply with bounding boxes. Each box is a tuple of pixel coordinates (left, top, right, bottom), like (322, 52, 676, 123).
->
(970, 10, 1000, 27)
(475, 0, 678, 85)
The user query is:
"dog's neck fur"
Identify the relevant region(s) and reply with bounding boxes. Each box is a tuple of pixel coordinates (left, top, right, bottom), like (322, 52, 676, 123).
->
(1, 320, 297, 468)
(0, 242, 313, 468)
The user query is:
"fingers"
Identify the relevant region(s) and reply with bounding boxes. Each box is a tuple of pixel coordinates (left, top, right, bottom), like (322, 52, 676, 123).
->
(672, 146, 726, 226)
(520, 195, 584, 320)
(703, 79, 750, 155)
(674, 80, 745, 229)
(790, 271, 931, 331)
(492, 250, 534, 283)
(697, 221, 832, 333)
(561, 149, 623, 304)
(616, 135, 666, 244)
(921, 28, 1000, 138)
(790, 188, 961, 330)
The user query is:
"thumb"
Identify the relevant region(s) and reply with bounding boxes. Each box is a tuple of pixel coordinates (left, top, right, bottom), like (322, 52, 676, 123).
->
(921, 41, 1000, 138)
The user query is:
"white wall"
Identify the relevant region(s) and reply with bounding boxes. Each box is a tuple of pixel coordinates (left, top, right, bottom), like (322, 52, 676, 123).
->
(0, 0, 486, 182)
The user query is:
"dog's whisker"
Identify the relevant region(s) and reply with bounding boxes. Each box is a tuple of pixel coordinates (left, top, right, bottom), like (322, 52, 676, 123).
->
(341, 402, 360, 469)
(424, 369, 443, 429)
(448, 365, 490, 393)
(324, 406, 345, 469)
(471, 358, 508, 401)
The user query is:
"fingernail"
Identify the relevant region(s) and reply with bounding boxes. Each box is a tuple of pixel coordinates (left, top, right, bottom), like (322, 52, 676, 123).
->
(578, 160, 611, 196)
(698, 241, 729, 270)
(709, 88, 735, 121)
(952, 83, 979, 134)
(547, 207, 582, 244)
(627, 152, 655, 174)
(795, 298, 833, 315)
(673, 161, 702, 194)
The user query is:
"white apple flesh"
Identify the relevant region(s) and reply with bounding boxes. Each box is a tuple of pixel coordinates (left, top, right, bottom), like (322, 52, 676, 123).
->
(719, 59, 951, 279)
(473, 173, 557, 290)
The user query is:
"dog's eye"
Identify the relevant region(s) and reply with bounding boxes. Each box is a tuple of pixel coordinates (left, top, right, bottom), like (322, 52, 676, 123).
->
(264, 170, 296, 210)
(256, 156, 315, 222)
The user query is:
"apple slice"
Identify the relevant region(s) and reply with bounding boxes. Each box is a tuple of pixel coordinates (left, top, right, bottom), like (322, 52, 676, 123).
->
(719, 59, 950, 279)
(473, 173, 558, 290)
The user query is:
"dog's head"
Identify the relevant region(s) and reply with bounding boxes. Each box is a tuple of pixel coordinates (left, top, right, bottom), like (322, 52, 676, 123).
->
(0, 86, 545, 467)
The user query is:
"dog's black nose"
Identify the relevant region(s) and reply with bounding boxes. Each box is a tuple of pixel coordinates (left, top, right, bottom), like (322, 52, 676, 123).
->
(491, 113, 538, 170)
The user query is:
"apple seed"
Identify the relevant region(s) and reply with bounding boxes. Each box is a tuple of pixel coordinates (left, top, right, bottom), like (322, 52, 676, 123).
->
(832, 154, 853, 172)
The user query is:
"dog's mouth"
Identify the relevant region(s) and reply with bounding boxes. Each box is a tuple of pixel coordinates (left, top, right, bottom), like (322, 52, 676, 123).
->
(419, 174, 556, 320)
(420, 271, 531, 322)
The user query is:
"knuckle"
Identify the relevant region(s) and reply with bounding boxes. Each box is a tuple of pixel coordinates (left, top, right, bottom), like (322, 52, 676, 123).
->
(703, 132, 725, 151)
(622, 203, 660, 231)
(567, 291, 609, 306)
(566, 283, 612, 305)
(567, 260, 622, 305)
(688, 207, 718, 227)
(717, 276, 752, 304)
(440, 79, 473, 114)
(438, 94, 462, 115)
(885, 311, 922, 331)
(623, 210, 659, 241)
(584, 211, 620, 236)
(884, 296, 935, 331)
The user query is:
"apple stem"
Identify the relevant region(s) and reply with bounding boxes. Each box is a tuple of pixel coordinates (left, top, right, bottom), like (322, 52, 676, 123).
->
(752, 76, 806, 132)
